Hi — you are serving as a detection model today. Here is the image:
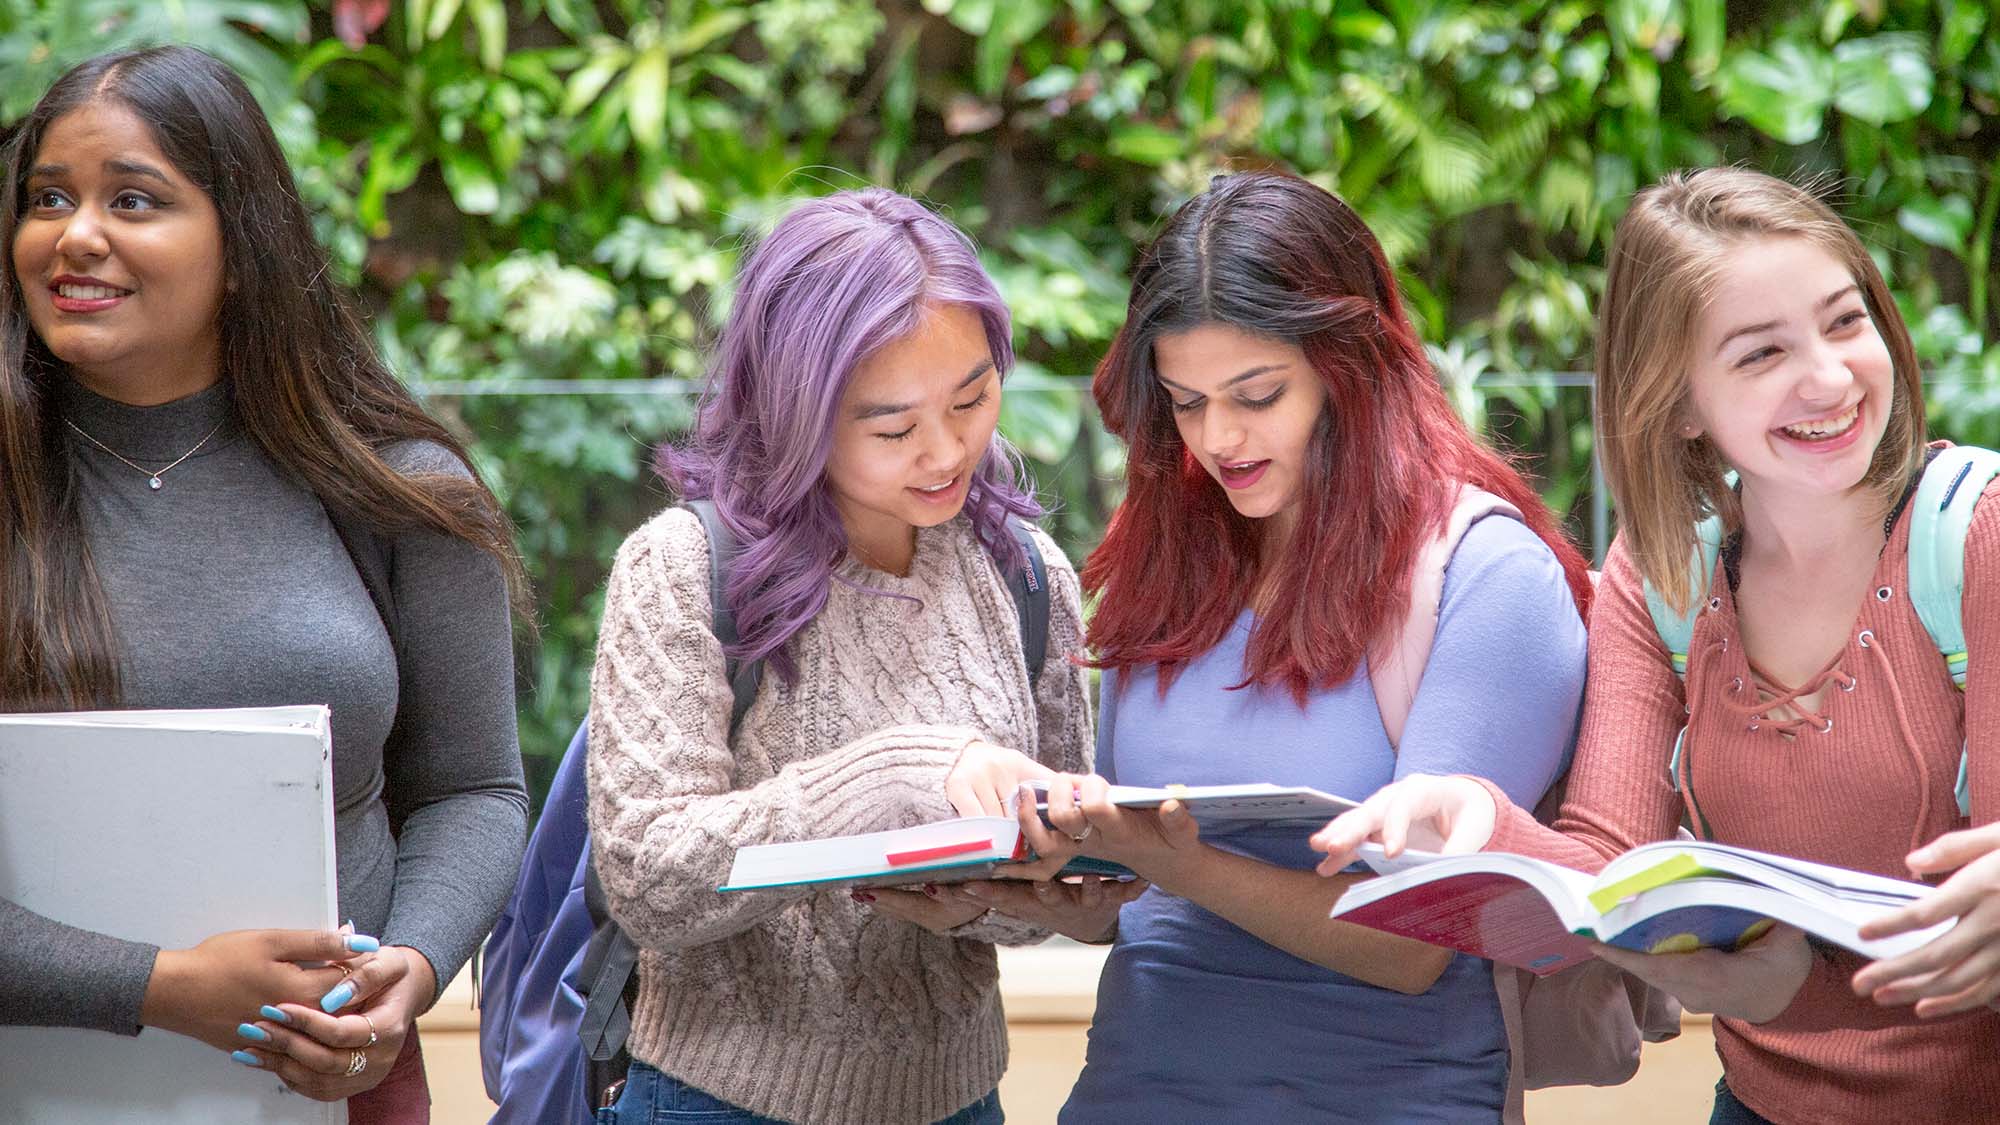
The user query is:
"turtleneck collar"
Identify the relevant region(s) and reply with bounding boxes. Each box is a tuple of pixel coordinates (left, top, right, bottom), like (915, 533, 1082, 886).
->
(53, 375, 240, 462)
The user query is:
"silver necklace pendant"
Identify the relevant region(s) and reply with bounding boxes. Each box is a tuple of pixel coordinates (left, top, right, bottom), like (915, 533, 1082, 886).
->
(148, 476, 163, 491)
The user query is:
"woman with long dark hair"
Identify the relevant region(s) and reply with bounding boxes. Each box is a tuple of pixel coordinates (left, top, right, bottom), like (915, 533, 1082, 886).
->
(988, 171, 1593, 1121)
(1, 46, 527, 1119)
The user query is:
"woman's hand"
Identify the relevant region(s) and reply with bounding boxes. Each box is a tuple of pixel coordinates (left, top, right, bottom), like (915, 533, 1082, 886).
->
(998, 773, 1202, 886)
(139, 928, 376, 1051)
(944, 740, 1055, 817)
(1309, 774, 1493, 875)
(235, 944, 435, 1100)
(852, 885, 989, 934)
(953, 877, 1149, 943)
(1852, 822, 2000, 1016)
(1590, 923, 1813, 1024)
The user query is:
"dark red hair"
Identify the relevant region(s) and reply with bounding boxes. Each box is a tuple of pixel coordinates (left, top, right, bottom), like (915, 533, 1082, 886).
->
(1085, 171, 1594, 703)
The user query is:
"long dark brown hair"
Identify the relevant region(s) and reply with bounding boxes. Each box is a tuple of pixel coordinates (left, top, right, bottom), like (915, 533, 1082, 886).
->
(1086, 171, 1593, 703)
(1, 46, 523, 710)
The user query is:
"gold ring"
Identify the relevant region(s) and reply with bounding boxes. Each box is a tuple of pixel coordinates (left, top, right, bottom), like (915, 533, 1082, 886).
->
(335, 963, 354, 980)
(361, 1013, 378, 1047)
(345, 1049, 367, 1077)
(1068, 823, 1094, 844)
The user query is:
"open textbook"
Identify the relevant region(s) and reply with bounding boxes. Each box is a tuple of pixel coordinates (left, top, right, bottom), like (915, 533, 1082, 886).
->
(1329, 839, 1954, 976)
(0, 707, 342, 1125)
(722, 781, 1361, 892)
(1025, 780, 1360, 830)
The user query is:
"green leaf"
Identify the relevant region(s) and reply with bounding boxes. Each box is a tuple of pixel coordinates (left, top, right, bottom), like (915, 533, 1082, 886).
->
(440, 147, 502, 215)
(1106, 123, 1185, 165)
(669, 9, 748, 56)
(425, 0, 465, 42)
(1940, 0, 1989, 67)
(1898, 193, 1974, 251)
(469, 0, 508, 71)
(1834, 35, 1934, 124)
(561, 49, 629, 116)
(623, 45, 670, 151)
(1716, 41, 1834, 144)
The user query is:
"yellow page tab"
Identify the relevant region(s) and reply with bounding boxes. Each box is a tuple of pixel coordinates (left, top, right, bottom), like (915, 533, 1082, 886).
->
(1586, 852, 1707, 914)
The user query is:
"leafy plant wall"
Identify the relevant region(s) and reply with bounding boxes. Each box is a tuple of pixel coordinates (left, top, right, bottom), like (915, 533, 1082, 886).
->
(5, 0, 1997, 805)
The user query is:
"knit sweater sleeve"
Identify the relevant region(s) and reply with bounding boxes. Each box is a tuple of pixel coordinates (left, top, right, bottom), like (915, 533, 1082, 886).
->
(950, 527, 1093, 947)
(587, 509, 980, 952)
(1475, 535, 1690, 873)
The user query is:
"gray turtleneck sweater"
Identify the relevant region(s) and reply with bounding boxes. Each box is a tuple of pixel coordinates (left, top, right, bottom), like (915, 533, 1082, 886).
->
(0, 377, 528, 1034)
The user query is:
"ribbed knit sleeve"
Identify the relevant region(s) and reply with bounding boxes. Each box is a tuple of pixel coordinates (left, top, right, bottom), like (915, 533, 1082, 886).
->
(587, 508, 981, 953)
(1479, 534, 1688, 871)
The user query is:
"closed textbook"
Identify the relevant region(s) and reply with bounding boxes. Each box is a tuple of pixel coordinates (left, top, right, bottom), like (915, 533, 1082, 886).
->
(0, 707, 342, 1125)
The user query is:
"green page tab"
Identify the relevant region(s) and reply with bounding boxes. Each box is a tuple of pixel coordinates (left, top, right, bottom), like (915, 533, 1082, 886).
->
(1586, 852, 1706, 914)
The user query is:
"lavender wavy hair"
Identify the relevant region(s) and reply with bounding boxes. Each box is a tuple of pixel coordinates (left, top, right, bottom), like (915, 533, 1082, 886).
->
(657, 188, 1043, 681)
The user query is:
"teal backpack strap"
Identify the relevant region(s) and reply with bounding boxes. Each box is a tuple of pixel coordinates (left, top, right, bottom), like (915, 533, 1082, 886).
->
(1643, 513, 1724, 796)
(1906, 445, 2000, 818)
(1643, 513, 1725, 680)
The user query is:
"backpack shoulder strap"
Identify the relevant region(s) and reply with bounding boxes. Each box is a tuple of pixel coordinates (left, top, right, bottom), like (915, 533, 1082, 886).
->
(1642, 513, 1724, 681)
(683, 499, 762, 738)
(1004, 520, 1051, 689)
(1372, 485, 1524, 748)
(1906, 445, 2000, 818)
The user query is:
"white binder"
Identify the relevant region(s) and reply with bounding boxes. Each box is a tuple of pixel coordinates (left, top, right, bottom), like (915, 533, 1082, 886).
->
(0, 706, 344, 1124)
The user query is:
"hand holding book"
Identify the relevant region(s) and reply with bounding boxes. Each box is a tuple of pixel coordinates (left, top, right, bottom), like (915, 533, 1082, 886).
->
(996, 772, 1203, 886)
(1852, 820, 2000, 1016)
(1590, 922, 1813, 1024)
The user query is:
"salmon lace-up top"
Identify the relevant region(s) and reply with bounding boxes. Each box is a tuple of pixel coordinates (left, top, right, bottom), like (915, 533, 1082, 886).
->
(1471, 479, 2000, 1124)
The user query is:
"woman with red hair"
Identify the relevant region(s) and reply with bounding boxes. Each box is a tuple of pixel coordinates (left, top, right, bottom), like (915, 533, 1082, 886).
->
(982, 171, 1594, 1120)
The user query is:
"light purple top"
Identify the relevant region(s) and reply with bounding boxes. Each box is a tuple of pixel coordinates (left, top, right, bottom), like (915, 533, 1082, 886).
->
(1061, 516, 1587, 1123)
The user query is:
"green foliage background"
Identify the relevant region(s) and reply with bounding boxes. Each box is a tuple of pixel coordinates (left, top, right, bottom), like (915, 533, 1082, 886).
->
(8, 0, 2000, 807)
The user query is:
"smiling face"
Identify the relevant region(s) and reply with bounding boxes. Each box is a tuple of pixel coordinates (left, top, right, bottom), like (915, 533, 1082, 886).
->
(1683, 235, 1896, 506)
(825, 302, 1002, 569)
(1154, 322, 1327, 535)
(11, 100, 227, 405)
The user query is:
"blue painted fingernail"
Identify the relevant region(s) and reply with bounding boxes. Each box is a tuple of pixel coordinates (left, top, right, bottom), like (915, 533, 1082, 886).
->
(320, 982, 354, 1013)
(236, 1023, 270, 1042)
(231, 1050, 261, 1067)
(259, 1005, 289, 1023)
(344, 934, 380, 953)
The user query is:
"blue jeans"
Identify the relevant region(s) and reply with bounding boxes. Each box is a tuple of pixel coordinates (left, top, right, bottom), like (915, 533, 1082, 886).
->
(600, 1061, 1004, 1124)
(1709, 1078, 1777, 1125)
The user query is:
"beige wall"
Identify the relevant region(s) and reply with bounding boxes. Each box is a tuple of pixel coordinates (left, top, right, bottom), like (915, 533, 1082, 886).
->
(420, 946, 1724, 1124)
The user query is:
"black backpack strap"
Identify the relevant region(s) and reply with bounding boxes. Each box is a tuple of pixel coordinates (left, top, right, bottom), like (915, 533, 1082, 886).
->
(576, 499, 765, 1101)
(684, 498, 763, 736)
(1005, 520, 1050, 688)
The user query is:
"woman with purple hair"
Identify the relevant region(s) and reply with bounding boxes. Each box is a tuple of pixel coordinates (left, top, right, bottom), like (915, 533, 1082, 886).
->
(585, 188, 1121, 1124)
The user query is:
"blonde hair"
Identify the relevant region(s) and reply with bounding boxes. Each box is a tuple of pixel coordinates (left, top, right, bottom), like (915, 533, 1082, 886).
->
(1594, 167, 1927, 613)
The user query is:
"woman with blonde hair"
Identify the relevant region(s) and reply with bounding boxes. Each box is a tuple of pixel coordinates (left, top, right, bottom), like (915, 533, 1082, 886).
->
(1316, 166, 2000, 1123)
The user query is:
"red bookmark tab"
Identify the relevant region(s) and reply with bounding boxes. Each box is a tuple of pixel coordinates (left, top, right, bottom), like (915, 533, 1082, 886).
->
(886, 839, 994, 867)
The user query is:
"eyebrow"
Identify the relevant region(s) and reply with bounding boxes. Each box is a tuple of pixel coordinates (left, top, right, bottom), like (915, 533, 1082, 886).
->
(851, 359, 994, 421)
(24, 160, 174, 187)
(1712, 285, 1863, 356)
(1156, 363, 1288, 395)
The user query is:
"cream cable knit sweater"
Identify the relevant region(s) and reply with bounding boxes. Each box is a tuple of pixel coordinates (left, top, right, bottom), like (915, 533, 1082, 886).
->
(587, 506, 1091, 1124)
